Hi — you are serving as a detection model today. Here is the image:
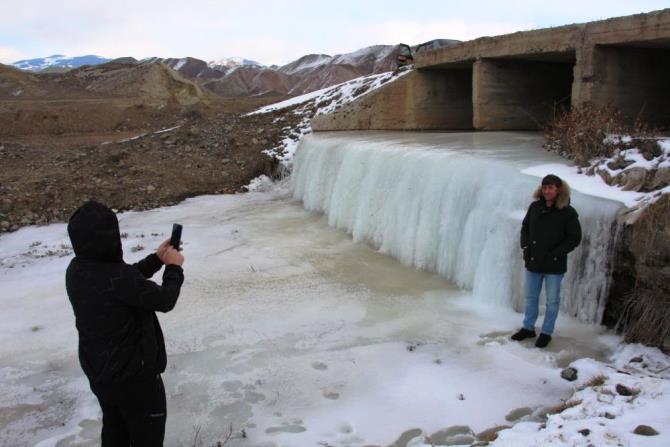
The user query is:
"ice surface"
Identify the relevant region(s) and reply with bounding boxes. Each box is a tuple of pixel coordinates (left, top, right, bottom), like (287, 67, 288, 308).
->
(1, 184, 622, 447)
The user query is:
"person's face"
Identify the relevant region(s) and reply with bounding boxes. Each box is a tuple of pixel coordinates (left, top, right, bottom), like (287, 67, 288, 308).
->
(542, 184, 559, 202)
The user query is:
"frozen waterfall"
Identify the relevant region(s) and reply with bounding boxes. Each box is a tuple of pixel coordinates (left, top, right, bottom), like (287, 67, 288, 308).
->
(291, 131, 623, 324)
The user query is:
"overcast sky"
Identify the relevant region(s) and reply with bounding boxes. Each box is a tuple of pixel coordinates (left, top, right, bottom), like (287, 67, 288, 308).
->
(1, 0, 668, 66)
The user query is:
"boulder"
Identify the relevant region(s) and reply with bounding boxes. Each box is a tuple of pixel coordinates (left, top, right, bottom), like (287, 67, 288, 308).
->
(617, 167, 649, 191)
(633, 425, 659, 436)
(615, 384, 635, 396)
(561, 367, 578, 381)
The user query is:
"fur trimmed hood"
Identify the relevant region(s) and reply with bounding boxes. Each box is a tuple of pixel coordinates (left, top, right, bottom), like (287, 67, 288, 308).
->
(532, 179, 572, 209)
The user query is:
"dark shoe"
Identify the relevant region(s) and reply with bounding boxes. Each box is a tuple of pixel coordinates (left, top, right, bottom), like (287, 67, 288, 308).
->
(535, 333, 552, 348)
(511, 328, 536, 341)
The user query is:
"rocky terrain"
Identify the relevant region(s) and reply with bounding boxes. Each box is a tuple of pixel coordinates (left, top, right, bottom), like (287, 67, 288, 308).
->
(0, 59, 305, 232)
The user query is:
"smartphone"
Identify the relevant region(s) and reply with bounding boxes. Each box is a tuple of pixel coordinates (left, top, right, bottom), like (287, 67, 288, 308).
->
(170, 224, 183, 250)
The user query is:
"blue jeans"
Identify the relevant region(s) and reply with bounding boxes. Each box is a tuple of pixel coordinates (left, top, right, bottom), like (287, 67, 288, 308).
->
(522, 270, 564, 336)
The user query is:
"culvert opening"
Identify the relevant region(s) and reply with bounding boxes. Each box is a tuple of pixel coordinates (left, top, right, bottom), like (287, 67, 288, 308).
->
(414, 65, 474, 130)
(592, 41, 670, 129)
(473, 51, 576, 130)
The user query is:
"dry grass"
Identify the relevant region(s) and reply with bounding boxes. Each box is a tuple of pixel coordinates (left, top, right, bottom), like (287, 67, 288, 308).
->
(619, 288, 670, 348)
(189, 423, 238, 447)
(543, 399, 583, 417)
(578, 374, 608, 391)
(617, 196, 670, 350)
(543, 102, 659, 166)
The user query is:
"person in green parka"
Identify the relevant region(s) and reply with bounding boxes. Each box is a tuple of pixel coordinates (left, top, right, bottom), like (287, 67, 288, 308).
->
(511, 174, 582, 348)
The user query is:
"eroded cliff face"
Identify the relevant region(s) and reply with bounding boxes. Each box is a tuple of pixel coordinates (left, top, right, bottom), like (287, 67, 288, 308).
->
(605, 195, 670, 351)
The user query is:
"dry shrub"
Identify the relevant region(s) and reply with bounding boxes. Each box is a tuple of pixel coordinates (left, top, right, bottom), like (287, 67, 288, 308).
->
(578, 374, 608, 391)
(619, 288, 670, 349)
(617, 196, 670, 350)
(543, 399, 583, 418)
(544, 102, 659, 166)
(351, 82, 372, 98)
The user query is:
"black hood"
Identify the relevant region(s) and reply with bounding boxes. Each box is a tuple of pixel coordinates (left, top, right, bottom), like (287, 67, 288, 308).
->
(68, 201, 123, 262)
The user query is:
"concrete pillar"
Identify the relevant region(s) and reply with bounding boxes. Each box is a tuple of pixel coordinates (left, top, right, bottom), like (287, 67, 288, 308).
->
(473, 58, 574, 130)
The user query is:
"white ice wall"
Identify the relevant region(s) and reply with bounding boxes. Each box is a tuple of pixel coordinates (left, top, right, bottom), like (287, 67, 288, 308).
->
(291, 133, 622, 324)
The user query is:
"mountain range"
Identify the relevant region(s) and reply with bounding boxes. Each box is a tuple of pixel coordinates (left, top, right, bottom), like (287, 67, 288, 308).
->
(9, 40, 459, 98)
(12, 55, 111, 72)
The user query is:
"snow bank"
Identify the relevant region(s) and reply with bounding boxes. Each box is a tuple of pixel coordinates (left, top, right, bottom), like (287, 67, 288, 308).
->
(405, 343, 670, 447)
(524, 137, 670, 213)
(493, 344, 670, 447)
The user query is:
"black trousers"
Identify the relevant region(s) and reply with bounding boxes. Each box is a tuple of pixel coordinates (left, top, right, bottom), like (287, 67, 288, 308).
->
(91, 374, 167, 447)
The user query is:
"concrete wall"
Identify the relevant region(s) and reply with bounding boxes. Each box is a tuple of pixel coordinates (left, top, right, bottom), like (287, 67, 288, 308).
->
(473, 58, 573, 130)
(312, 69, 472, 131)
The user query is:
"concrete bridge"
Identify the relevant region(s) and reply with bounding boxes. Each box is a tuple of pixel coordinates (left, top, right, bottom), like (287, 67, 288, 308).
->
(313, 9, 670, 131)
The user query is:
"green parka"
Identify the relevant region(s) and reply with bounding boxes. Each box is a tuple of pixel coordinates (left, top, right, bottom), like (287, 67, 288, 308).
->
(520, 182, 582, 274)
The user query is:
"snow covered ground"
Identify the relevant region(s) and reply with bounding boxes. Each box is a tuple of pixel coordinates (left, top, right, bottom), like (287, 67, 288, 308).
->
(3, 182, 668, 446)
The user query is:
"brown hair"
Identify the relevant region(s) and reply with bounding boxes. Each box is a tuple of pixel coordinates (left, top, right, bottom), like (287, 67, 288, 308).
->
(533, 179, 572, 209)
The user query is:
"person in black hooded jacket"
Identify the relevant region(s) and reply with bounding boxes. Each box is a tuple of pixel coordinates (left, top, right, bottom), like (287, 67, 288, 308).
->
(66, 200, 184, 446)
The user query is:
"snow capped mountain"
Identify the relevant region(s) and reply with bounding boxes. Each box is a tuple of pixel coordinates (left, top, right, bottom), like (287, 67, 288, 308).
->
(330, 45, 397, 69)
(157, 57, 225, 80)
(277, 54, 333, 76)
(275, 46, 398, 77)
(13, 55, 110, 71)
(207, 57, 264, 71)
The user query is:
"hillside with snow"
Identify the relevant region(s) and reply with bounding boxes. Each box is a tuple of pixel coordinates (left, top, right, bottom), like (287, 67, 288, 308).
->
(207, 56, 264, 71)
(12, 54, 110, 72)
(247, 67, 412, 168)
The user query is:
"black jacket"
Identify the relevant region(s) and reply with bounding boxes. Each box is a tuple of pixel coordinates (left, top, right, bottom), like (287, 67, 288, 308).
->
(520, 197, 582, 274)
(65, 201, 184, 385)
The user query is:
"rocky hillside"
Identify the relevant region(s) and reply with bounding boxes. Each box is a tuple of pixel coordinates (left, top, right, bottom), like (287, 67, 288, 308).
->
(0, 60, 208, 137)
(73, 61, 203, 106)
(12, 40, 459, 99)
(169, 43, 458, 97)
(1, 60, 202, 104)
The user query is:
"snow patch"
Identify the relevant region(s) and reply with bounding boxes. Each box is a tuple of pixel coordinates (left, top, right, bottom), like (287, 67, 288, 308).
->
(207, 56, 263, 70)
(244, 175, 273, 192)
(153, 125, 181, 134)
(173, 58, 188, 71)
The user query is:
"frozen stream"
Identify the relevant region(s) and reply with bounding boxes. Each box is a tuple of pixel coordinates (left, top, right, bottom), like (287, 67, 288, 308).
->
(1, 132, 624, 446)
